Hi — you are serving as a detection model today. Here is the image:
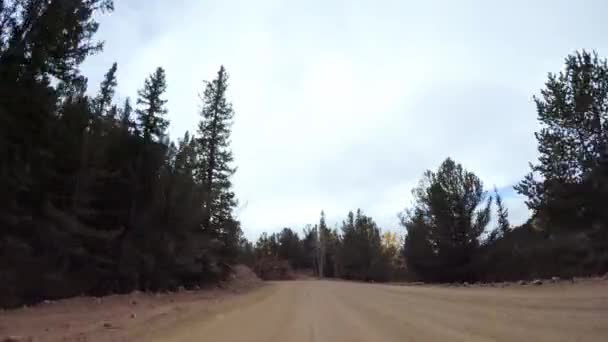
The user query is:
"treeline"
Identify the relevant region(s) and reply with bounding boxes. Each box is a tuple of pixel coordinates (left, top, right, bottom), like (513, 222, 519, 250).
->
(252, 50, 608, 283)
(1, 1, 241, 307)
(247, 211, 403, 281)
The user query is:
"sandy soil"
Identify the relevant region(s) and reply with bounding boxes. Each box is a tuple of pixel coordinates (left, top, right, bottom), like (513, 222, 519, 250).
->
(2, 279, 607, 341)
(0, 265, 262, 342)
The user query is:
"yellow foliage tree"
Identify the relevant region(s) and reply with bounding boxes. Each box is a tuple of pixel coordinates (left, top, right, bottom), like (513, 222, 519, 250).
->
(381, 231, 401, 266)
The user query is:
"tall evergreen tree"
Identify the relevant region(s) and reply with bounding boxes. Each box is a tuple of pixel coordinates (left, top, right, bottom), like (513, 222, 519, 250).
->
(120, 97, 133, 130)
(515, 50, 608, 230)
(494, 188, 510, 236)
(93, 62, 118, 117)
(0, 0, 114, 207)
(195, 66, 238, 253)
(136, 67, 169, 143)
(339, 209, 385, 280)
(174, 131, 196, 175)
(72, 63, 119, 213)
(402, 158, 492, 282)
(277, 228, 301, 265)
(0, 0, 113, 84)
(301, 225, 318, 270)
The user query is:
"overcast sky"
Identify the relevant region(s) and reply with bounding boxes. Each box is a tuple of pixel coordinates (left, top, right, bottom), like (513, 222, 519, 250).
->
(82, 0, 608, 240)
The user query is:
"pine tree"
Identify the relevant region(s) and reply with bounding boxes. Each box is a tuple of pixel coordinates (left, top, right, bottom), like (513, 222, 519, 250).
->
(338, 209, 385, 280)
(195, 66, 238, 242)
(73, 62, 119, 212)
(402, 158, 492, 282)
(277, 228, 304, 268)
(93, 62, 118, 116)
(515, 50, 608, 230)
(0, 0, 114, 84)
(175, 131, 196, 176)
(120, 97, 133, 130)
(136, 67, 169, 143)
(301, 225, 318, 270)
(0, 0, 114, 207)
(494, 188, 510, 236)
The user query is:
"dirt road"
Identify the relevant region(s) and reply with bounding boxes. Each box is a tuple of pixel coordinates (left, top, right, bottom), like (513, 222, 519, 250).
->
(140, 280, 607, 342)
(2, 279, 607, 341)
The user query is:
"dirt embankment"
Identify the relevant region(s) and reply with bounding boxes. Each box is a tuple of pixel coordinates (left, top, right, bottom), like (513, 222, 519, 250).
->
(0, 265, 261, 342)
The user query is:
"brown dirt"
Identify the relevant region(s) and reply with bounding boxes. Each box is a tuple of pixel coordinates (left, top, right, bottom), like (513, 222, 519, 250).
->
(253, 257, 294, 280)
(2, 277, 607, 341)
(291, 269, 316, 280)
(0, 265, 262, 342)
